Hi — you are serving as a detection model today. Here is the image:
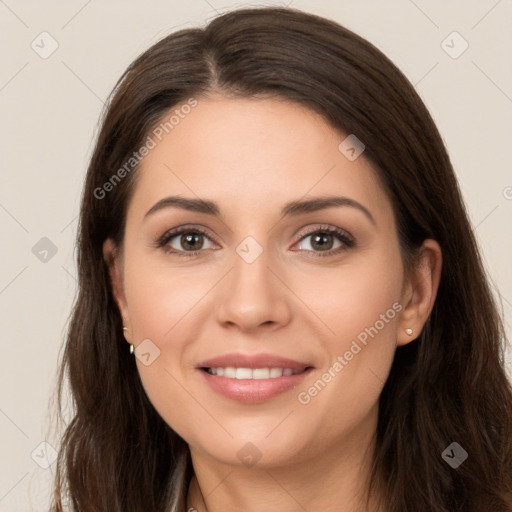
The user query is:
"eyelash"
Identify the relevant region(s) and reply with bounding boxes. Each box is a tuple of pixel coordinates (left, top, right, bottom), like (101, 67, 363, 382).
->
(154, 224, 356, 258)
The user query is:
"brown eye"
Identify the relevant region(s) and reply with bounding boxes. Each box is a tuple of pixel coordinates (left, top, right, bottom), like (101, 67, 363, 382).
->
(178, 232, 205, 251)
(310, 232, 336, 251)
(157, 227, 217, 256)
(293, 226, 355, 256)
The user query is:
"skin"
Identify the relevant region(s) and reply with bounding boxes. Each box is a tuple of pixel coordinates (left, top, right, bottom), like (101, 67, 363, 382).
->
(103, 95, 442, 512)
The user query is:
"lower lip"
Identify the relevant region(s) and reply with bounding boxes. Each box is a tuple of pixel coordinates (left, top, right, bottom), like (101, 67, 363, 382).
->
(198, 368, 313, 403)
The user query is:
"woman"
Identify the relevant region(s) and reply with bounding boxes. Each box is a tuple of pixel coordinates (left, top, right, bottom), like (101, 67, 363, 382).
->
(50, 6, 512, 511)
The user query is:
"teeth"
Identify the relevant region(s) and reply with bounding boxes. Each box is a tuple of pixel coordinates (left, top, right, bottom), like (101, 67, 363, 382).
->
(206, 367, 302, 379)
(269, 368, 283, 378)
(235, 368, 252, 379)
(224, 367, 236, 378)
(252, 368, 270, 379)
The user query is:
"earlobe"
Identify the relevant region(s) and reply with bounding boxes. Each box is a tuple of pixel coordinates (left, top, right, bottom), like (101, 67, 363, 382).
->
(397, 239, 442, 346)
(102, 238, 132, 341)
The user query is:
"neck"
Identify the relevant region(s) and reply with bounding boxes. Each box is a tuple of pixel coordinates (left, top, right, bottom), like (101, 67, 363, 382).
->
(186, 406, 384, 512)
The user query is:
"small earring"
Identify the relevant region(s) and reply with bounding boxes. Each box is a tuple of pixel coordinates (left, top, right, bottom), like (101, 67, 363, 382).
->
(123, 327, 128, 331)
(129, 344, 134, 354)
(405, 328, 413, 336)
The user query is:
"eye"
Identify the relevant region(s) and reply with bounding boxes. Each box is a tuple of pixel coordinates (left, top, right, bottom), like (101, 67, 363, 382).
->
(155, 224, 355, 258)
(156, 226, 218, 256)
(293, 225, 355, 257)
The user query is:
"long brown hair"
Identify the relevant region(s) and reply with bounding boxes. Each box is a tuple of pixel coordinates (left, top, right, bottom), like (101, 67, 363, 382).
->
(49, 6, 512, 511)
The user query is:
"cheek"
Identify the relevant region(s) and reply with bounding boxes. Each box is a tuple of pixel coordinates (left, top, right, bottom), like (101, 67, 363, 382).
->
(123, 251, 211, 340)
(294, 245, 403, 422)
(121, 252, 220, 439)
(300, 243, 404, 346)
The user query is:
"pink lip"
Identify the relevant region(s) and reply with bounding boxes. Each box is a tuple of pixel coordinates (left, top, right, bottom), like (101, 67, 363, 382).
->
(196, 353, 314, 404)
(197, 353, 311, 371)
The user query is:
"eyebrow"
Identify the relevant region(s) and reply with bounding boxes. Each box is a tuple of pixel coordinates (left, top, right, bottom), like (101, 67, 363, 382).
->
(144, 195, 376, 225)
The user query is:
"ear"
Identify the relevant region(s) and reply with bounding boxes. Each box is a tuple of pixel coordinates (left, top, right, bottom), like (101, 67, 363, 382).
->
(103, 238, 132, 343)
(397, 239, 442, 346)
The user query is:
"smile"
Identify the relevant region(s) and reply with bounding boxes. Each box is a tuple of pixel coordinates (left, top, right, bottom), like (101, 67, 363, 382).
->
(196, 353, 314, 403)
(204, 367, 303, 379)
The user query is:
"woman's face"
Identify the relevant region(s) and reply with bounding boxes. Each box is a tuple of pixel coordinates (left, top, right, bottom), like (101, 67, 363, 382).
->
(105, 95, 433, 469)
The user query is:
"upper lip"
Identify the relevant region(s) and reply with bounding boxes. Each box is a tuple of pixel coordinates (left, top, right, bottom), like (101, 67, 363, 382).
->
(197, 353, 312, 371)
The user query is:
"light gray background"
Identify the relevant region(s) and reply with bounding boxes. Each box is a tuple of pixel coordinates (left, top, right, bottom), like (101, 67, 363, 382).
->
(1, 1, 511, 510)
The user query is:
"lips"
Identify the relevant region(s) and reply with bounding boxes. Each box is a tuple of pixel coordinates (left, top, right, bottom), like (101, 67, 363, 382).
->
(197, 353, 311, 371)
(196, 353, 314, 403)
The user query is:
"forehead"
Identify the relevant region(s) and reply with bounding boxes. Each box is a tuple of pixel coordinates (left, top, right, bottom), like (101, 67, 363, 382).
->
(128, 95, 393, 224)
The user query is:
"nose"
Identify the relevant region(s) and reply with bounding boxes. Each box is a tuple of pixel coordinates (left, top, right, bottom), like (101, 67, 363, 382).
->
(215, 246, 292, 333)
